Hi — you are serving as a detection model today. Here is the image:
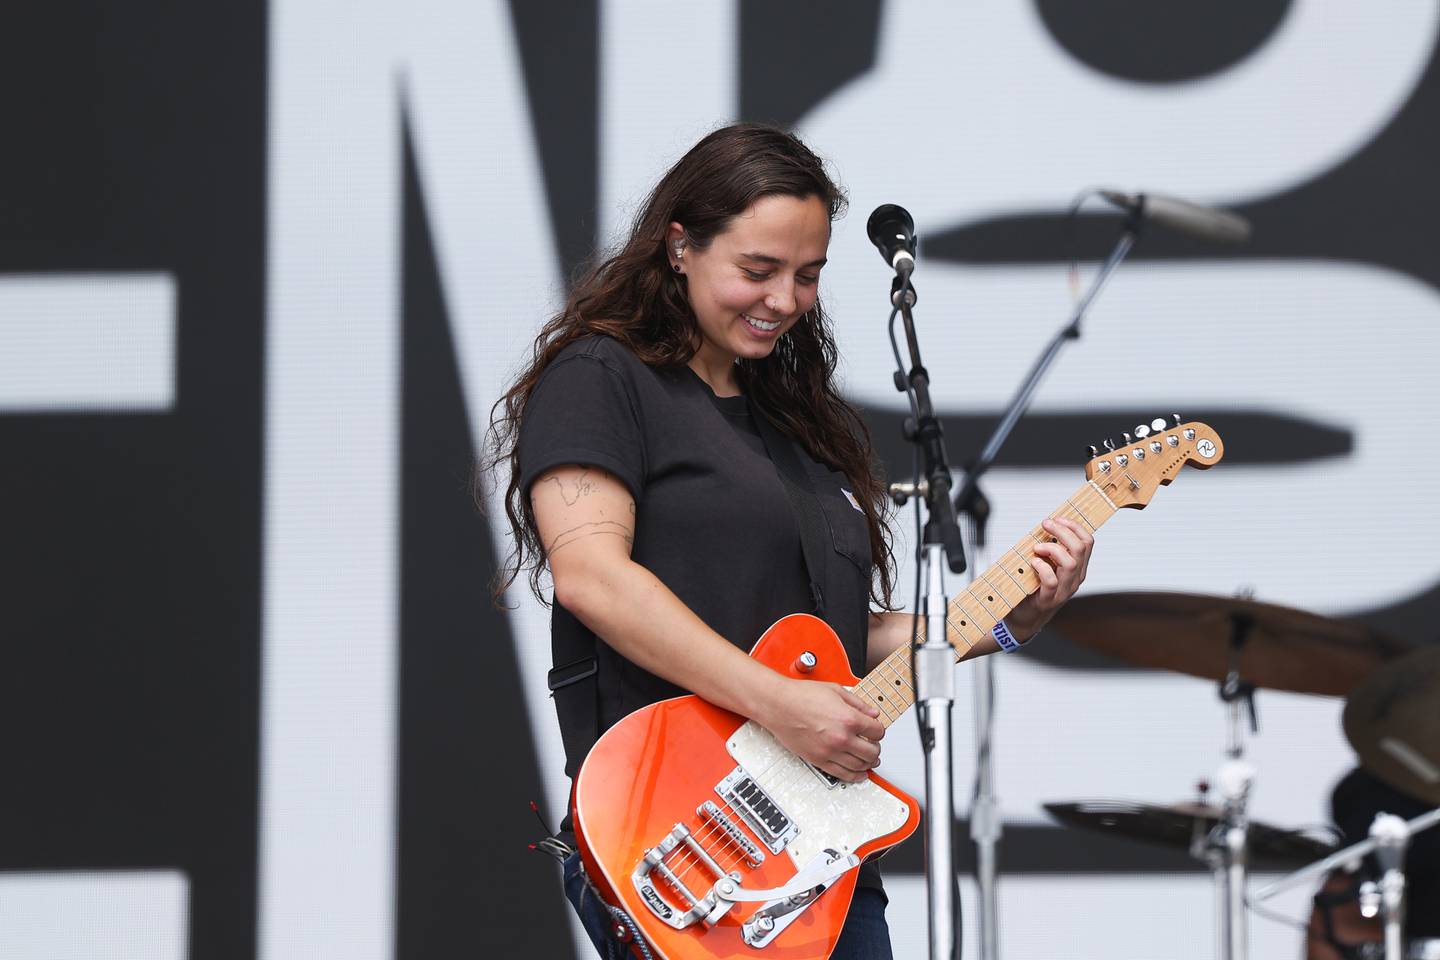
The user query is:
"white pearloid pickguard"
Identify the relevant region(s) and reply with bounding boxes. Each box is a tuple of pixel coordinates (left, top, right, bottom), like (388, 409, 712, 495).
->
(726, 721, 911, 868)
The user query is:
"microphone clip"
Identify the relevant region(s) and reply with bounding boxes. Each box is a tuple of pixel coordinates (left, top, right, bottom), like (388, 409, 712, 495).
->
(890, 275, 917, 308)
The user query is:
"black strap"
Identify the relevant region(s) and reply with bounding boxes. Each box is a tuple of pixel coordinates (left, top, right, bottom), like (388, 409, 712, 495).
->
(749, 405, 830, 617)
(548, 640, 600, 780)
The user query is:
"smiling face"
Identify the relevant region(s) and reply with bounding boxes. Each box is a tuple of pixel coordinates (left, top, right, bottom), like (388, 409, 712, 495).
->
(668, 193, 831, 390)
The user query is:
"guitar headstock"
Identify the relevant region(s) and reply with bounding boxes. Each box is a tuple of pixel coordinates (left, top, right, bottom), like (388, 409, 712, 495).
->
(1084, 416, 1223, 509)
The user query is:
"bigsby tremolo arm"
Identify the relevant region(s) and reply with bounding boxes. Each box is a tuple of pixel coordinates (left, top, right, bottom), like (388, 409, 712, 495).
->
(712, 852, 858, 903)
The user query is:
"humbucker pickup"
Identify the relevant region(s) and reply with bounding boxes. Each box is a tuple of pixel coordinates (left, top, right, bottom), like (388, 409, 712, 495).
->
(715, 767, 799, 855)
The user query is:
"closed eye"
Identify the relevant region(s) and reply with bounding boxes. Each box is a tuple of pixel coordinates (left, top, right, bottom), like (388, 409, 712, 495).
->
(743, 269, 821, 285)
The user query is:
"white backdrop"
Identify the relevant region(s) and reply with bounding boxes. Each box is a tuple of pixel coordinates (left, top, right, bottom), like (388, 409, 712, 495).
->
(7, 1, 1423, 958)
(263, 1, 1440, 957)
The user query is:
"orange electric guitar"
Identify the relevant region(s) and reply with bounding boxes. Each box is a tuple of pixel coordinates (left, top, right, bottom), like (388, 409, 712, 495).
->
(573, 420, 1225, 959)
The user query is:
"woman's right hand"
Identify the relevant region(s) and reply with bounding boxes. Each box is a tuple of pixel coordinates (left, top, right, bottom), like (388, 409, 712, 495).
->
(754, 678, 885, 784)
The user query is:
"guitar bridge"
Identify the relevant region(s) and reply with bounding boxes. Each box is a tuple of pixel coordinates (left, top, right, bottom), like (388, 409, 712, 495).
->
(630, 822, 739, 931)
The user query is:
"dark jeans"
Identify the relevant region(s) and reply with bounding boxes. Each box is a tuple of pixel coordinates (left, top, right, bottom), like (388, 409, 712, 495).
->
(561, 852, 893, 959)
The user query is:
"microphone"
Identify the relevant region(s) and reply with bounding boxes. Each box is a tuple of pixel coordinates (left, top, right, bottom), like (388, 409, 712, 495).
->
(866, 203, 916, 277)
(1098, 189, 1252, 244)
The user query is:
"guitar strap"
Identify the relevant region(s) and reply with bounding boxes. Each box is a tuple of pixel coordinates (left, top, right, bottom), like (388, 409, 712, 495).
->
(749, 404, 830, 618)
(547, 396, 833, 780)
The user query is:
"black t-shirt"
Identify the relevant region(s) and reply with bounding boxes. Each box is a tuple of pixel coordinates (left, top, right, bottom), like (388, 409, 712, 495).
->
(518, 335, 883, 890)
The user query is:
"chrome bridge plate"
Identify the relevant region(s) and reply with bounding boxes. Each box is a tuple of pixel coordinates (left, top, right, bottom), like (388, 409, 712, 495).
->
(698, 801, 765, 868)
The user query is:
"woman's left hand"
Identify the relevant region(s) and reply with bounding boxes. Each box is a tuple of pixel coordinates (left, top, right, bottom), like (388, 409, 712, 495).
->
(1005, 517, 1094, 642)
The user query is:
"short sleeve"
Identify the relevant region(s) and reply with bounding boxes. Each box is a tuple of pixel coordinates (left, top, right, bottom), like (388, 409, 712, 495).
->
(518, 353, 646, 501)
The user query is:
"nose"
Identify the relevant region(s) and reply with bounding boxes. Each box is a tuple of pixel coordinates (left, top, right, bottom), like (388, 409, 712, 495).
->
(764, 280, 797, 317)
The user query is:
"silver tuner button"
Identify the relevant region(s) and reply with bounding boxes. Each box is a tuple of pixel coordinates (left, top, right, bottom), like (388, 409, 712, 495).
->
(1167, 435, 1179, 447)
(1122, 432, 1132, 445)
(1132, 448, 1145, 460)
(1116, 454, 1129, 467)
(1103, 438, 1115, 452)
(1172, 413, 1182, 427)
(1150, 418, 1168, 432)
(1150, 440, 1162, 453)
(1184, 428, 1196, 440)
(1098, 460, 1112, 473)
(1134, 424, 1150, 439)
(1087, 444, 1099, 459)
(795, 651, 817, 673)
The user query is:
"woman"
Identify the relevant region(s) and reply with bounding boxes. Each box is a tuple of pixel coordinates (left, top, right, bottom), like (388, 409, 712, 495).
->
(490, 123, 1093, 958)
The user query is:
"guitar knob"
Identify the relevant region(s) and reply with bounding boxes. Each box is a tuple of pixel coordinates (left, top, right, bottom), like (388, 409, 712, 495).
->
(1103, 438, 1115, 452)
(1151, 418, 1168, 432)
(1172, 413, 1182, 428)
(1087, 444, 1099, 459)
(1122, 432, 1133, 445)
(1134, 424, 1150, 439)
(795, 651, 818, 673)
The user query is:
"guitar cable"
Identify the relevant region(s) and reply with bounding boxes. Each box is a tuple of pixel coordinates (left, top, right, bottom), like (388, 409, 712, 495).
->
(605, 902, 657, 960)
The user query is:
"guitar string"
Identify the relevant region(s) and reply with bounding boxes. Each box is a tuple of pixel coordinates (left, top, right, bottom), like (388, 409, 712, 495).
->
(663, 653, 923, 892)
(663, 764, 801, 888)
(664, 549, 1034, 892)
(656, 491, 1112, 899)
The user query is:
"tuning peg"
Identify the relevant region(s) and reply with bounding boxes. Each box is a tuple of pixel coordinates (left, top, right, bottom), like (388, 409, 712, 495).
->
(1103, 438, 1115, 452)
(1122, 431, 1132, 445)
(1087, 444, 1099, 459)
(1151, 417, 1168, 432)
(1134, 424, 1150, 439)
(1172, 413, 1182, 428)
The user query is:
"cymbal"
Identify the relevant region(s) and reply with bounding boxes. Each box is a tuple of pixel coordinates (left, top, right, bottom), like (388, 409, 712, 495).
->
(1049, 592, 1409, 696)
(1044, 799, 1337, 866)
(1344, 646, 1440, 806)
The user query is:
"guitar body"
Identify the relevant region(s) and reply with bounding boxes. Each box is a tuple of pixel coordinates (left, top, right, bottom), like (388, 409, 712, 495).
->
(573, 614, 921, 960)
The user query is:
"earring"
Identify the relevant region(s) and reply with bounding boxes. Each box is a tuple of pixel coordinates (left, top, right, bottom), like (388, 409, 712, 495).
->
(672, 263, 682, 273)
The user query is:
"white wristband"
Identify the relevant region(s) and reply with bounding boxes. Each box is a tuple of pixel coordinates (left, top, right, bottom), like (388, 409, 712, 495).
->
(992, 619, 1023, 653)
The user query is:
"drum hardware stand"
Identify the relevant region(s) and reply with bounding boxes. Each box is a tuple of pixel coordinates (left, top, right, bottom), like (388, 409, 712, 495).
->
(1372, 814, 1410, 960)
(1197, 612, 1259, 960)
(1253, 808, 1440, 960)
(948, 203, 1142, 960)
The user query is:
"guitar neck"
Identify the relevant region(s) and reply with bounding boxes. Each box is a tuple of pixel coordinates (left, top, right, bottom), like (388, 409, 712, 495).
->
(853, 479, 1119, 729)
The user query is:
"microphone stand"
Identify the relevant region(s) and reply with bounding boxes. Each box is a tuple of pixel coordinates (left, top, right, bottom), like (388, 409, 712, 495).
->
(889, 270, 969, 960)
(954, 208, 1141, 960)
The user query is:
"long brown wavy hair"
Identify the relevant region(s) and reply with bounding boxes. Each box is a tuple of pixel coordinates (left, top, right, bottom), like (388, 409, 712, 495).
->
(486, 122, 895, 608)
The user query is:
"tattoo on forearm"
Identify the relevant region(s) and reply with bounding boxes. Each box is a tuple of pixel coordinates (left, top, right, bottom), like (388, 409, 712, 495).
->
(547, 520, 635, 555)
